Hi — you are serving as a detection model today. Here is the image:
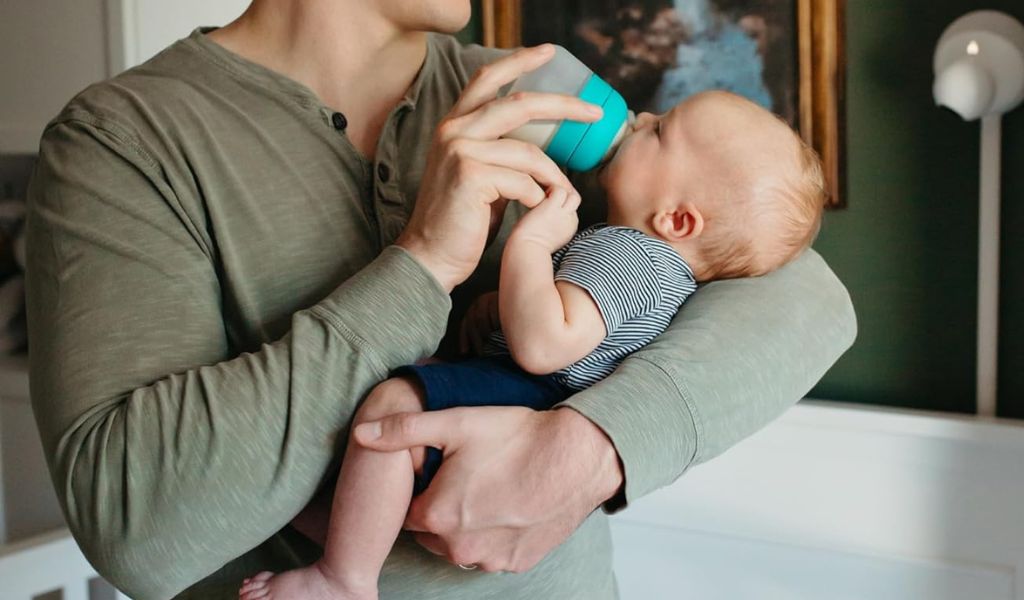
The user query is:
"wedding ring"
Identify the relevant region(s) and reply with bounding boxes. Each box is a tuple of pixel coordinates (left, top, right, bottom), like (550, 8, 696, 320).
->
(457, 563, 478, 571)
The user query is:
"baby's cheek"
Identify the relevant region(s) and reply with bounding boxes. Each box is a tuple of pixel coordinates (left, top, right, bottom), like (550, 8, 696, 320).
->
(601, 157, 626, 189)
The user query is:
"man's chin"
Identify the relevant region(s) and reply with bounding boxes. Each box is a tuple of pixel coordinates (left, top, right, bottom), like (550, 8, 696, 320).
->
(390, 1, 471, 36)
(436, 14, 472, 34)
(421, 4, 472, 35)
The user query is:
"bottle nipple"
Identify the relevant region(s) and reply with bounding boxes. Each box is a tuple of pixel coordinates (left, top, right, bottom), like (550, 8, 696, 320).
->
(601, 110, 636, 164)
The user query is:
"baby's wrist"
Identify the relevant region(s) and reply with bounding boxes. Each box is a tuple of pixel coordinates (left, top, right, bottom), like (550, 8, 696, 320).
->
(505, 231, 559, 255)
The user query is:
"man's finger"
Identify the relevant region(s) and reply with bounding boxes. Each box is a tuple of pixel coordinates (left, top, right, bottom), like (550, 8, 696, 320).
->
(459, 91, 602, 141)
(547, 186, 569, 205)
(451, 138, 573, 194)
(355, 409, 466, 451)
(479, 165, 547, 209)
(451, 45, 556, 117)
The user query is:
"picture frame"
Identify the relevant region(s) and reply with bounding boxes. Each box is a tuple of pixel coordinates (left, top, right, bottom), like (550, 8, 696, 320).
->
(480, 0, 846, 208)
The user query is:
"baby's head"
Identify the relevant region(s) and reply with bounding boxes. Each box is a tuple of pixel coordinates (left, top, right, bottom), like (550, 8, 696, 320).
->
(599, 90, 825, 281)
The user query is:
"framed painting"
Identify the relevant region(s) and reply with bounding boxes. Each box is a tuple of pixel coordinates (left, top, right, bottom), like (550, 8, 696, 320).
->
(480, 0, 846, 208)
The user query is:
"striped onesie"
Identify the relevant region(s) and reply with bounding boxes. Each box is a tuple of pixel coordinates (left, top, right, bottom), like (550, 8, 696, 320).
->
(486, 224, 698, 390)
(397, 223, 697, 493)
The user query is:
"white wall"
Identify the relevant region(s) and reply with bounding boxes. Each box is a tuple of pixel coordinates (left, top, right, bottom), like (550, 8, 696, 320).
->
(0, 0, 109, 153)
(109, 0, 249, 71)
(0, 0, 250, 154)
(0, 356, 60, 544)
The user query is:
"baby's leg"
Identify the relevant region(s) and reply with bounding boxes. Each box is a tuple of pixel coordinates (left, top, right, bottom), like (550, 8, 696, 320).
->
(240, 377, 426, 600)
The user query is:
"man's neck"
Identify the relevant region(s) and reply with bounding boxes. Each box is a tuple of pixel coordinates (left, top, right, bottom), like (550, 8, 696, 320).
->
(209, 0, 429, 156)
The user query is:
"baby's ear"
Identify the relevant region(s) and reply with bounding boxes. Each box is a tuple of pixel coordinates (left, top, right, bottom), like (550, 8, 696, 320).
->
(654, 202, 704, 242)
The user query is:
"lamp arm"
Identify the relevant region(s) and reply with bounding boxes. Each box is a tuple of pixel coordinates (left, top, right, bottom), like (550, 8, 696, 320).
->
(976, 114, 1001, 417)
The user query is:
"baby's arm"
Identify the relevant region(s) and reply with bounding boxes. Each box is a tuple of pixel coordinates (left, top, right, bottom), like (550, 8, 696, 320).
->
(501, 188, 606, 374)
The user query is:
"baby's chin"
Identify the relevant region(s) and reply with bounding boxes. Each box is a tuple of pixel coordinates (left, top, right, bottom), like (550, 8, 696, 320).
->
(595, 153, 621, 189)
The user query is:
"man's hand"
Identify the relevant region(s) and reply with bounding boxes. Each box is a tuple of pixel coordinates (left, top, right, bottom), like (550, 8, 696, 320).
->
(459, 291, 500, 355)
(397, 45, 602, 292)
(353, 406, 623, 573)
(507, 186, 581, 253)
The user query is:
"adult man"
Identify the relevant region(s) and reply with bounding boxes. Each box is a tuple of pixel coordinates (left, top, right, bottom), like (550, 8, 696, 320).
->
(25, 1, 856, 598)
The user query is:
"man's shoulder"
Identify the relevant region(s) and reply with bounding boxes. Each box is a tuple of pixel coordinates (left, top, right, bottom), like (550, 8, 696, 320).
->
(427, 33, 510, 85)
(49, 36, 220, 148)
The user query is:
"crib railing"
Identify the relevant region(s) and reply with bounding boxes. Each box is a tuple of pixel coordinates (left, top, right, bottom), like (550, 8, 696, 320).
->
(0, 528, 127, 600)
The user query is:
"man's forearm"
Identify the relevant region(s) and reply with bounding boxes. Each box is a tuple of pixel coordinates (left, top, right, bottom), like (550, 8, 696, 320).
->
(559, 249, 857, 505)
(554, 407, 625, 506)
(31, 239, 449, 600)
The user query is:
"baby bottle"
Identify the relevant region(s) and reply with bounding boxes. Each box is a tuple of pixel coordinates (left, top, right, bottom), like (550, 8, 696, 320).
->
(502, 45, 635, 172)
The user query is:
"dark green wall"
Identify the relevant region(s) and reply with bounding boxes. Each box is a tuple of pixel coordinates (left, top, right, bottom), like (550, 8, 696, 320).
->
(455, 2, 1024, 416)
(455, 3, 482, 46)
(810, 1, 1024, 416)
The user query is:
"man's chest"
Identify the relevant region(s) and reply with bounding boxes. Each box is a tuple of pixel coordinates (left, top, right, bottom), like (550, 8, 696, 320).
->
(170, 110, 432, 349)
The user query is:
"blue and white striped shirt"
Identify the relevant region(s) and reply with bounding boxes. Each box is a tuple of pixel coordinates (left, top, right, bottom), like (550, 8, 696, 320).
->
(487, 224, 697, 390)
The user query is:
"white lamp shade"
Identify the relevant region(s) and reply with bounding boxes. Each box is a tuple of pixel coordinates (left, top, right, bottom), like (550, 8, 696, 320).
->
(933, 57, 996, 120)
(933, 10, 1024, 120)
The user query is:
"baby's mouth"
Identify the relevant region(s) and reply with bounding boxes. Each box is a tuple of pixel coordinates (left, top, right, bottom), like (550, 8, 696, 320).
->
(607, 135, 629, 164)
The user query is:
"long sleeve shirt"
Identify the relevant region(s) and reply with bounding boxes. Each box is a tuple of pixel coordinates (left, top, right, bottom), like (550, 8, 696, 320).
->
(25, 29, 857, 600)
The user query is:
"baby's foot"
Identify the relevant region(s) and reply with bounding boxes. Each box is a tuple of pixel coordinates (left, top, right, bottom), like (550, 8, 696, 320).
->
(238, 565, 376, 600)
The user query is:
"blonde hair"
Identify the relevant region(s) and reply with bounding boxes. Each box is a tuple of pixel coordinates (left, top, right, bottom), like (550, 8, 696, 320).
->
(699, 130, 826, 280)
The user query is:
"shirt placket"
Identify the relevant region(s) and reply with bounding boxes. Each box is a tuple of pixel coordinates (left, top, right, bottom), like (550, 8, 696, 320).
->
(374, 104, 413, 247)
(320, 106, 382, 248)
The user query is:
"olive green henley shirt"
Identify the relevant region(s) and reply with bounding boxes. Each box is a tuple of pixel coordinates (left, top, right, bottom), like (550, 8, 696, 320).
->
(25, 29, 856, 600)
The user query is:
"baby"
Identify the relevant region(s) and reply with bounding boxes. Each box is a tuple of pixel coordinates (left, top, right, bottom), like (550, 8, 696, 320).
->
(239, 89, 825, 600)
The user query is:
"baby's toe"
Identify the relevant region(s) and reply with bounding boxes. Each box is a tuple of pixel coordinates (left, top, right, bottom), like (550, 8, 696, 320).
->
(239, 571, 274, 600)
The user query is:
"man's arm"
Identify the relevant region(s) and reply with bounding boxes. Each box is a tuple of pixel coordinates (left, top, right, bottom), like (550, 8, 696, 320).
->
(26, 121, 451, 600)
(559, 248, 857, 505)
(353, 248, 854, 571)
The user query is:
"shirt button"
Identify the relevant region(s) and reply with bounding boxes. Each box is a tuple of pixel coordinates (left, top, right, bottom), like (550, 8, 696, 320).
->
(377, 162, 391, 183)
(331, 112, 347, 130)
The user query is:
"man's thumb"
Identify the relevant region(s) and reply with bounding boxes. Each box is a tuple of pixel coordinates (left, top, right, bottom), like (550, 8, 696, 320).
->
(353, 411, 450, 451)
(354, 421, 383, 444)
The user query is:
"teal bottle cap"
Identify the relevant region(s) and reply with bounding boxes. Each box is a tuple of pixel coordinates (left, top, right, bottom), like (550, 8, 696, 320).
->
(545, 74, 629, 171)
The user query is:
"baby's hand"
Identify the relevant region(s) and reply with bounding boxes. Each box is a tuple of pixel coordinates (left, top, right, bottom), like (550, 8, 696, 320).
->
(509, 186, 581, 253)
(460, 291, 500, 355)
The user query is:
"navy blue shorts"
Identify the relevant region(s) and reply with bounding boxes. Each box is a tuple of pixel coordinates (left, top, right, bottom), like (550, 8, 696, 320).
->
(392, 356, 570, 494)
